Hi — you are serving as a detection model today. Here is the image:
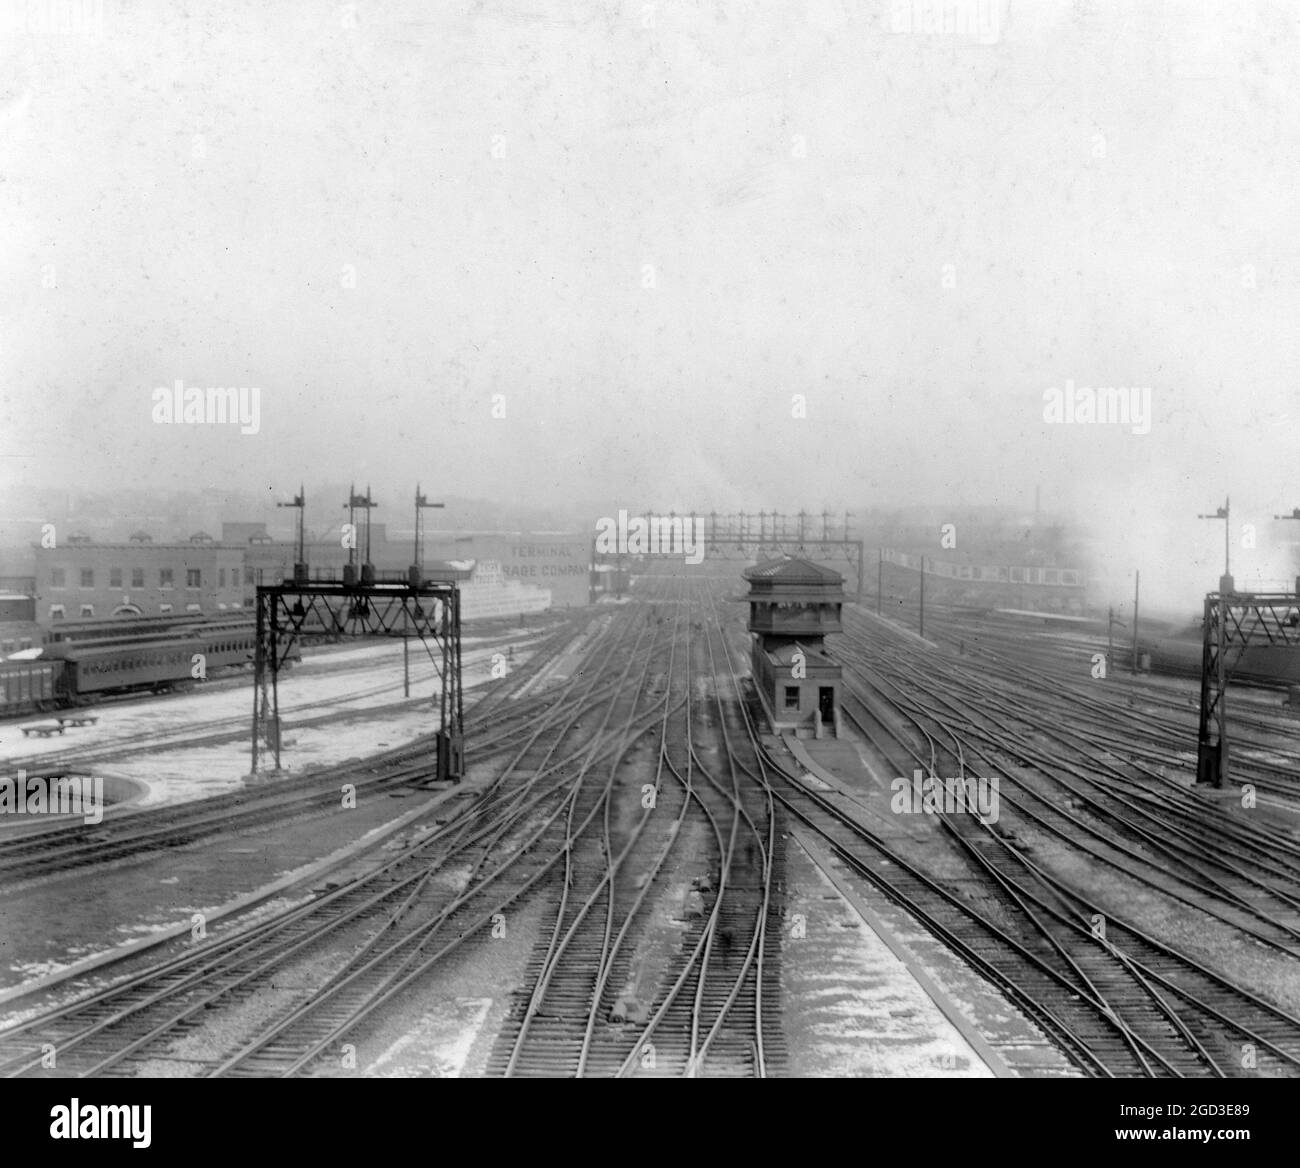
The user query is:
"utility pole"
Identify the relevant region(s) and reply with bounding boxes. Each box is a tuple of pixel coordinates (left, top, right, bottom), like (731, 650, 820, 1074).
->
(344, 485, 378, 585)
(1131, 571, 1140, 675)
(345, 482, 356, 580)
(919, 555, 926, 640)
(1198, 497, 1231, 580)
(364, 484, 375, 572)
(412, 485, 445, 585)
(276, 484, 306, 584)
(1108, 606, 1127, 677)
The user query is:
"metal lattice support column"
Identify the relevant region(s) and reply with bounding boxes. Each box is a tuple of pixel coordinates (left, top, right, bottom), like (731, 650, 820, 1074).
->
(1196, 591, 1226, 787)
(251, 580, 464, 779)
(1196, 584, 1300, 787)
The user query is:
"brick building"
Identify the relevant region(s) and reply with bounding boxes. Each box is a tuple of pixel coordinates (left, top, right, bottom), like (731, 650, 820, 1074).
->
(30, 522, 592, 626)
(33, 534, 245, 622)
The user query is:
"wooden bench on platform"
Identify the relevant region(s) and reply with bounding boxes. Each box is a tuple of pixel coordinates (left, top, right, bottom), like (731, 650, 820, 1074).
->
(20, 722, 66, 738)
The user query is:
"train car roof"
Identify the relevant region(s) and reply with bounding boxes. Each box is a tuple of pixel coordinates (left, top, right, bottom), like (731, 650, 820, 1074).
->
(993, 608, 1095, 624)
(45, 636, 203, 661)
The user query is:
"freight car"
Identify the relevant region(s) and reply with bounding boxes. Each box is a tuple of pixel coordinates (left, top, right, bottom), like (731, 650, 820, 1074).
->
(0, 659, 60, 715)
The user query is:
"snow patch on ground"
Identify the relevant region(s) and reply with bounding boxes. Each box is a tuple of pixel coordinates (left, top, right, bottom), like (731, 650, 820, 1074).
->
(0, 635, 534, 807)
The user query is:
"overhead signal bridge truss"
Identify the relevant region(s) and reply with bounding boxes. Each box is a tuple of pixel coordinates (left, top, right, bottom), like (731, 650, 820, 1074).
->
(1197, 583, 1300, 787)
(251, 577, 464, 780)
(620, 510, 864, 601)
(701, 537, 863, 601)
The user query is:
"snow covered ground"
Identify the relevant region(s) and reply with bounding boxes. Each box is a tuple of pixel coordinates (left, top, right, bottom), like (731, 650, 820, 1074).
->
(0, 627, 544, 808)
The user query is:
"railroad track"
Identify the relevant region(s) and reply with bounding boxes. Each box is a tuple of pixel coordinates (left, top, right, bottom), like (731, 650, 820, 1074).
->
(0, 613, 604, 882)
(833, 616, 1300, 948)
(12, 573, 1296, 1080)
(776, 607, 1300, 1076)
(0, 581, 700, 1076)
(861, 605, 1300, 800)
(487, 582, 783, 1077)
(0, 620, 581, 775)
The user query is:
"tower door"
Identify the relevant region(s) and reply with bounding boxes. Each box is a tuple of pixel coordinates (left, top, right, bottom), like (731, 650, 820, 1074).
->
(818, 686, 834, 723)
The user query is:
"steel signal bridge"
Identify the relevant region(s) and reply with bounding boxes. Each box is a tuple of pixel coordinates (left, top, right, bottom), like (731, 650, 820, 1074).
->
(251, 485, 464, 781)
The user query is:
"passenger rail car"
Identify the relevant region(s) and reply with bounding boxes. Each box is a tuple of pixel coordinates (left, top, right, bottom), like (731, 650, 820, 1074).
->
(176, 619, 259, 671)
(43, 636, 207, 702)
(42, 611, 252, 645)
(0, 619, 296, 717)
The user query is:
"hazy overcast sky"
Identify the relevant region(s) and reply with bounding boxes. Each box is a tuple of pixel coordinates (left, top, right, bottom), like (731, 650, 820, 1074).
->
(2, 0, 1298, 602)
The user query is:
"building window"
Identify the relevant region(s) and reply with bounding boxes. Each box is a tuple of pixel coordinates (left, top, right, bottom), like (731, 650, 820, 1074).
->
(160, 568, 174, 589)
(186, 569, 201, 588)
(79, 604, 95, 618)
(784, 686, 800, 711)
(132, 568, 145, 589)
(244, 567, 255, 587)
(159, 603, 172, 614)
(110, 568, 123, 588)
(80, 569, 94, 588)
(218, 568, 226, 588)
(51, 568, 66, 588)
(49, 604, 66, 620)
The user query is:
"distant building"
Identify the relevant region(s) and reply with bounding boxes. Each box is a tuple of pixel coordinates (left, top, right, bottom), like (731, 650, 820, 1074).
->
(33, 536, 246, 622)
(28, 521, 593, 626)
